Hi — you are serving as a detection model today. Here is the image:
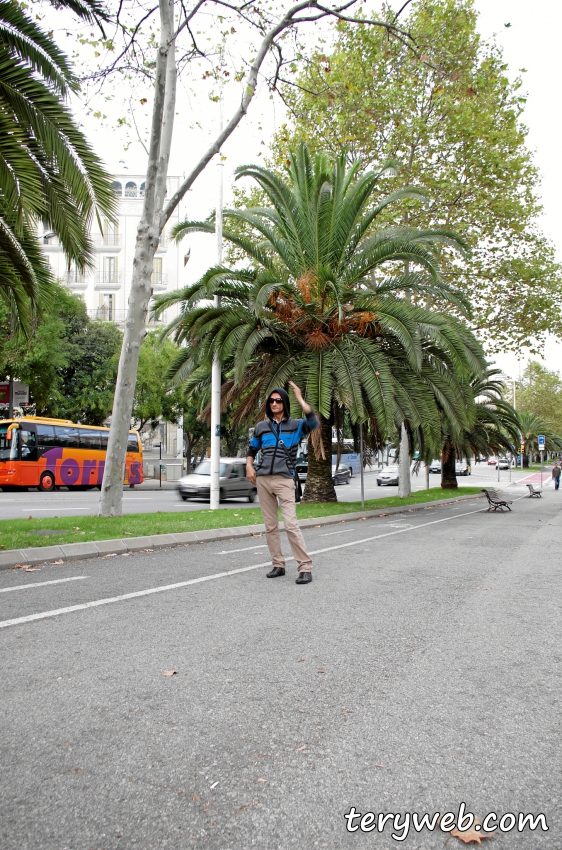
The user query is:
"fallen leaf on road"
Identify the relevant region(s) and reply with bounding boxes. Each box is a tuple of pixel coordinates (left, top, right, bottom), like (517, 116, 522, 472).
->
(257, 778, 268, 783)
(192, 794, 200, 802)
(28, 515, 33, 520)
(296, 658, 305, 662)
(163, 670, 179, 677)
(296, 745, 307, 752)
(374, 764, 384, 768)
(317, 669, 325, 673)
(448, 817, 494, 845)
(53, 559, 63, 564)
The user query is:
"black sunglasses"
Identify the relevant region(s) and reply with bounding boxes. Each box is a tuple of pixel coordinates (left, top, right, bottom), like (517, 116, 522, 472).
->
(269, 397, 283, 403)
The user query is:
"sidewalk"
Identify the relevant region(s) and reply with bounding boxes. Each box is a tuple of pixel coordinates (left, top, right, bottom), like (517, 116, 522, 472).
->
(0, 491, 486, 570)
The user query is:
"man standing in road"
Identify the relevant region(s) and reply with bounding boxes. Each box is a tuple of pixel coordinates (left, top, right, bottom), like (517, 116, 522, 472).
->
(552, 463, 561, 490)
(246, 382, 318, 584)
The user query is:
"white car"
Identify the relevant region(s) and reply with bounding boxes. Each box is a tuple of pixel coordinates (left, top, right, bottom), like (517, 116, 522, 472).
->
(376, 465, 399, 486)
(177, 458, 257, 502)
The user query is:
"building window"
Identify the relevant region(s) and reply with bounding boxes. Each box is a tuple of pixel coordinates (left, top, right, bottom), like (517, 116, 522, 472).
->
(103, 219, 119, 246)
(98, 293, 115, 321)
(125, 181, 137, 197)
(103, 256, 118, 283)
(139, 182, 145, 197)
(111, 181, 122, 196)
(151, 256, 163, 286)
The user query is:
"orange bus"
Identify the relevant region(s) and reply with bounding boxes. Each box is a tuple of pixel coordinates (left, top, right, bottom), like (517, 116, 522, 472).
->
(0, 417, 143, 491)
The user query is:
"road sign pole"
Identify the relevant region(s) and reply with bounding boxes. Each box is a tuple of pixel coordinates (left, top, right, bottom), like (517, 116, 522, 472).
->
(541, 451, 543, 489)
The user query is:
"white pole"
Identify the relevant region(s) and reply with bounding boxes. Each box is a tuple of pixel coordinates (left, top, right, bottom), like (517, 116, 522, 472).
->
(359, 423, 365, 509)
(210, 93, 224, 510)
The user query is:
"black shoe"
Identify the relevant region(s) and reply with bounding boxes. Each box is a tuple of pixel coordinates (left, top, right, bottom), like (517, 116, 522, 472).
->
(295, 572, 312, 584)
(266, 567, 286, 578)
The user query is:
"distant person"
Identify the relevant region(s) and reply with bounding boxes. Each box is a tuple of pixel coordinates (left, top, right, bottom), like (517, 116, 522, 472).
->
(552, 463, 561, 491)
(246, 382, 318, 584)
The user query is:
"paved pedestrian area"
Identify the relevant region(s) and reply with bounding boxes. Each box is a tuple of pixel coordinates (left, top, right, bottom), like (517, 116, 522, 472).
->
(1, 491, 560, 848)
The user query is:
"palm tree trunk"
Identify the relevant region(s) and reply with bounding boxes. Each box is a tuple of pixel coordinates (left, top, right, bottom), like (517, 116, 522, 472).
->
(441, 437, 458, 489)
(302, 415, 337, 503)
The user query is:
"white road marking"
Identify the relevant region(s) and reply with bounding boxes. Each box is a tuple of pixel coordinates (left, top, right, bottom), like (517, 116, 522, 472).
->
(218, 544, 268, 554)
(320, 528, 355, 536)
(21, 508, 90, 512)
(1, 498, 523, 630)
(0, 577, 87, 594)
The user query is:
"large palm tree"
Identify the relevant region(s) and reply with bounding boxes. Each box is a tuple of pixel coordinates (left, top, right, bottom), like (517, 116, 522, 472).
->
(154, 145, 486, 502)
(0, 0, 115, 332)
(436, 368, 521, 488)
(517, 411, 562, 466)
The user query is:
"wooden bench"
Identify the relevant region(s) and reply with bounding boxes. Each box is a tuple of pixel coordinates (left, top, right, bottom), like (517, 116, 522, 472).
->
(482, 488, 513, 512)
(526, 483, 542, 498)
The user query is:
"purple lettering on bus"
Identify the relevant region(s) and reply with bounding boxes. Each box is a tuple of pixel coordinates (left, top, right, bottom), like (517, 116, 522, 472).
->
(42, 447, 63, 478)
(97, 460, 105, 486)
(129, 461, 142, 484)
(60, 458, 80, 485)
(82, 458, 97, 485)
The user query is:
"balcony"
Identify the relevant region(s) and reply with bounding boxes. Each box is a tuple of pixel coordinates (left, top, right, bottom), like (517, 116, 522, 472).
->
(64, 271, 90, 291)
(150, 273, 168, 292)
(42, 236, 62, 251)
(93, 234, 122, 251)
(87, 308, 164, 325)
(94, 271, 122, 291)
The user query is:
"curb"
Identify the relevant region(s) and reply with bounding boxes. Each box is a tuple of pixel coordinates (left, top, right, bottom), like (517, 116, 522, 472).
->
(0, 492, 487, 571)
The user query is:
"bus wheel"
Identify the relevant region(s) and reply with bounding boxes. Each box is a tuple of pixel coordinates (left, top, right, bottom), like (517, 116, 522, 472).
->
(39, 472, 55, 492)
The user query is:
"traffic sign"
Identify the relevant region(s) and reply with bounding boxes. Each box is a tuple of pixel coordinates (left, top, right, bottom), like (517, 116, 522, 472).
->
(538, 435, 545, 450)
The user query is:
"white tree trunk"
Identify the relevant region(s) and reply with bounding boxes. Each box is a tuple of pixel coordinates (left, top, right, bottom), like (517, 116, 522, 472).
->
(398, 422, 411, 498)
(98, 0, 176, 516)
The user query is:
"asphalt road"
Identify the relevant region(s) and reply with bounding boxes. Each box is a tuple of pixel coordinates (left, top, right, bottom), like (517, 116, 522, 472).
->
(0, 464, 535, 520)
(1, 481, 560, 848)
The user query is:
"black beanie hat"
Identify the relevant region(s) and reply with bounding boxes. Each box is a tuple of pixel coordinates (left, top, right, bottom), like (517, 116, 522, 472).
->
(265, 387, 290, 420)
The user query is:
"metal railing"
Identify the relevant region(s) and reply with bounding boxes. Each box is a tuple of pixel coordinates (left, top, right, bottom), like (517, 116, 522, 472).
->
(87, 308, 164, 325)
(95, 271, 122, 285)
(94, 234, 122, 248)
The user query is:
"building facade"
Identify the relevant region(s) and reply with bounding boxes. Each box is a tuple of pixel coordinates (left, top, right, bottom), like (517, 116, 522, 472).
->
(40, 174, 186, 325)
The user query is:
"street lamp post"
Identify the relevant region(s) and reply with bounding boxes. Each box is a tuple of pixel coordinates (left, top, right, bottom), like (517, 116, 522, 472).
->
(210, 95, 224, 511)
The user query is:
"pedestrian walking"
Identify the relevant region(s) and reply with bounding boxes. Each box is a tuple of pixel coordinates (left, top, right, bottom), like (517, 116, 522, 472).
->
(246, 382, 319, 584)
(552, 463, 561, 490)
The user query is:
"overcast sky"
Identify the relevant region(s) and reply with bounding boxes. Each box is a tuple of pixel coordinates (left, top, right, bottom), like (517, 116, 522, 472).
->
(74, 0, 562, 380)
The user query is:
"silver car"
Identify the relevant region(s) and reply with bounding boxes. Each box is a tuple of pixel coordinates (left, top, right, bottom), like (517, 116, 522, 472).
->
(178, 458, 257, 502)
(376, 465, 400, 486)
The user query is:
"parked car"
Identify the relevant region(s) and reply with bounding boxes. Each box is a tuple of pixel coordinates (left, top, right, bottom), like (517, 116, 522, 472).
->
(429, 459, 442, 473)
(487, 456, 497, 465)
(455, 460, 471, 476)
(377, 465, 400, 486)
(496, 457, 510, 470)
(177, 458, 257, 502)
(295, 457, 308, 481)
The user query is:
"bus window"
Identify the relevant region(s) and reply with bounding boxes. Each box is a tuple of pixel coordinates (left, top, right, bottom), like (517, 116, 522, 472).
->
(20, 427, 37, 461)
(99, 431, 109, 450)
(127, 433, 140, 453)
(36, 424, 55, 449)
(54, 425, 80, 448)
(79, 429, 102, 451)
(0, 424, 16, 461)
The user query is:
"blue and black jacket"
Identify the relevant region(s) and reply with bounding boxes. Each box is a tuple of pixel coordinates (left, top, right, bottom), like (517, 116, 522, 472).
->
(247, 387, 319, 478)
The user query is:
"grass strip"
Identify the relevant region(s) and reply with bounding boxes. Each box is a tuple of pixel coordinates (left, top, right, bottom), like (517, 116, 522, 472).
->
(0, 487, 483, 553)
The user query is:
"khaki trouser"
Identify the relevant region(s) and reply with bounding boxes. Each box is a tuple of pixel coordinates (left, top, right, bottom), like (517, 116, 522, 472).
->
(256, 475, 312, 572)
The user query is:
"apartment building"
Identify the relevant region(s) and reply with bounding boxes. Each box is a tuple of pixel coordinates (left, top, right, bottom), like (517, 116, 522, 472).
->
(41, 174, 186, 324)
